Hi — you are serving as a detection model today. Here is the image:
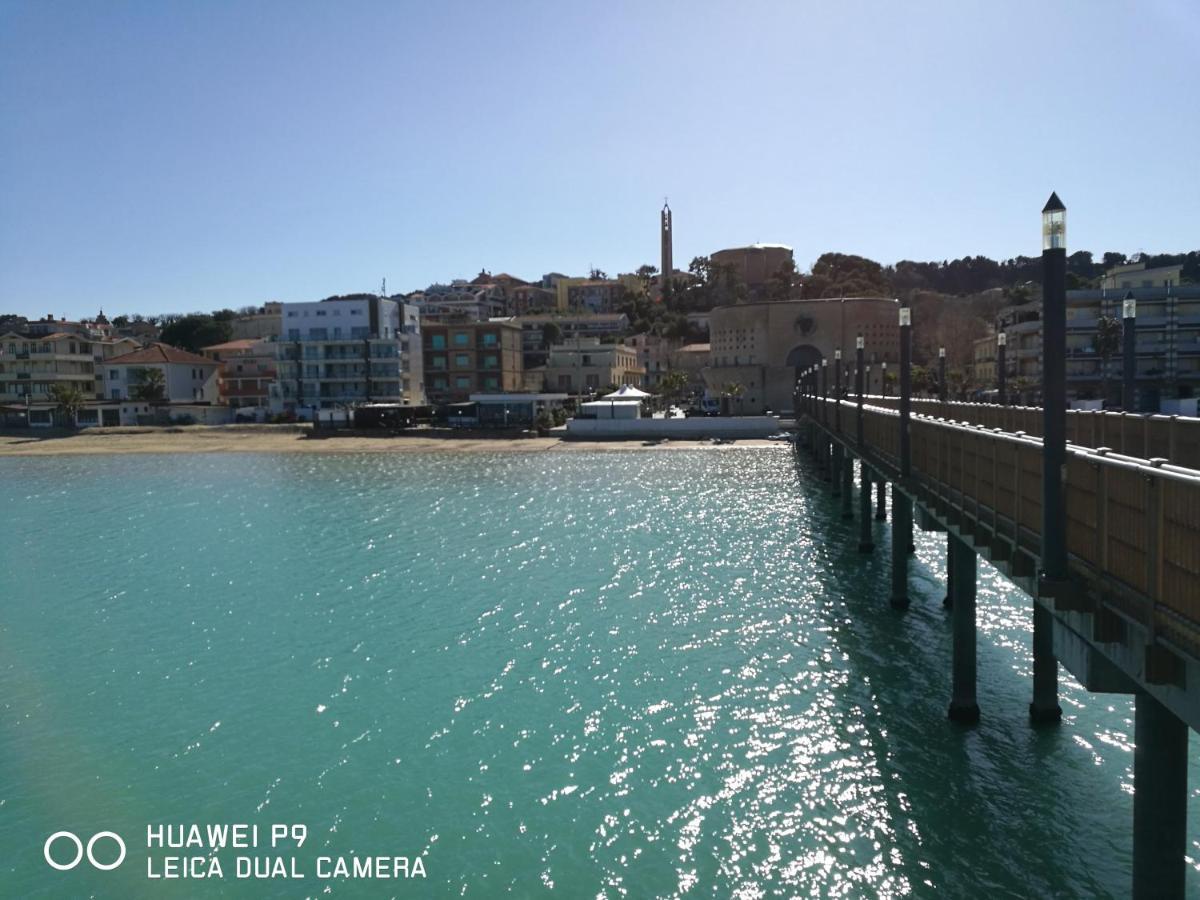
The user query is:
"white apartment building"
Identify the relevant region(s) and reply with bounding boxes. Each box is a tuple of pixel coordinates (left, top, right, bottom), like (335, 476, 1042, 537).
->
(272, 294, 425, 414)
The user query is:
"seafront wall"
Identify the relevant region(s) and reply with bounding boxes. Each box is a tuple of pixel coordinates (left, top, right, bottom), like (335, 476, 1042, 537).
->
(565, 416, 780, 440)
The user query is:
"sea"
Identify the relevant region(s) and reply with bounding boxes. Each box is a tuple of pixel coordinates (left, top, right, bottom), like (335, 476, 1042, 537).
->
(1, 447, 1197, 898)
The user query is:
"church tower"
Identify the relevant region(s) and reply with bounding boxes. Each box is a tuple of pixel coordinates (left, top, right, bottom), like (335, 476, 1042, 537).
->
(660, 201, 673, 298)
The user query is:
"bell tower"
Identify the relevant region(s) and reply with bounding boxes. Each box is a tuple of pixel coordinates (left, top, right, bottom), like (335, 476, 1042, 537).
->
(660, 200, 673, 298)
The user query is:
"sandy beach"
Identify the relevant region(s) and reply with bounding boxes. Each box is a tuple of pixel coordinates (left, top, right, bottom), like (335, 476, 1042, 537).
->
(0, 425, 780, 457)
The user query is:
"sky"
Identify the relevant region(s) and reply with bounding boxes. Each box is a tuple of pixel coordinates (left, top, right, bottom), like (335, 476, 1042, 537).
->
(1, 0, 1198, 321)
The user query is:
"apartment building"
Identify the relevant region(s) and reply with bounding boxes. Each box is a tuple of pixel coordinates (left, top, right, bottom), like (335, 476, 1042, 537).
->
(422, 320, 523, 403)
(0, 331, 140, 404)
(414, 282, 507, 322)
(626, 333, 682, 390)
(200, 339, 277, 408)
(509, 313, 630, 369)
(996, 264, 1200, 407)
(540, 338, 644, 394)
(272, 294, 424, 414)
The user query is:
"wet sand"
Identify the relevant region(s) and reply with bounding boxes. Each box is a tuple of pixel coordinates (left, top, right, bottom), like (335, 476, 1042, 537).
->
(0, 426, 779, 457)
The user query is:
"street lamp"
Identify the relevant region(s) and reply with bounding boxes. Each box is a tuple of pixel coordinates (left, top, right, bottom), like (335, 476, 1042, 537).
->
(856, 335, 865, 401)
(1122, 291, 1137, 412)
(881, 360, 889, 396)
(997, 331, 1008, 405)
(938, 346, 946, 402)
(1034, 191, 1066, 725)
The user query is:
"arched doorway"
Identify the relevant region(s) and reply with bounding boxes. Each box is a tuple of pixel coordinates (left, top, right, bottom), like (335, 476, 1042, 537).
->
(786, 344, 824, 387)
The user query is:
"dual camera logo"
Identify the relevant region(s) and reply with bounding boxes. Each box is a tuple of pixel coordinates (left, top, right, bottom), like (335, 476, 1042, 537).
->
(43, 831, 126, 871)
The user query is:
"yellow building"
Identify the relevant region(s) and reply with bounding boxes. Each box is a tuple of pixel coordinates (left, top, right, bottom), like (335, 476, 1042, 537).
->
(0, 331, 140, 403)
(541, 338, 644, 394)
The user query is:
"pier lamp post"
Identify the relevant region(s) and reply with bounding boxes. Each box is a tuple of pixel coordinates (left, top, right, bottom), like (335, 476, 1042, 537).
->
(997, 332, 1008, 405)
(1032, 192, 1066, 725)
(881, 360, 889, 397)
(938, 347, 947, 403)
(856, 336, 865, 405)
(889, 306, 913, 610)
(1122, 291, 1137, 412)
(899, 307, 912, 477)
(834, 349, 843, 432)
(821, 358, 828, 421)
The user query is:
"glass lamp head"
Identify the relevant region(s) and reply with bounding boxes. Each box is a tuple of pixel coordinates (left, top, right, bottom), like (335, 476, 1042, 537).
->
(1123, 292, 1136, 319)
(1042, 192, 1066, 251)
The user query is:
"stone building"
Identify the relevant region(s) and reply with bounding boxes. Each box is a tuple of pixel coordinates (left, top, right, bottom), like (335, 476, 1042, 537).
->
(704, 297, 900, 413)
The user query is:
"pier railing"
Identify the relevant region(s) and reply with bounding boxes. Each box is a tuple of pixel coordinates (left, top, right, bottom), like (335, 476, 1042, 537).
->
(852, 396, 1200, 470)
(812, 396, 1200, 660)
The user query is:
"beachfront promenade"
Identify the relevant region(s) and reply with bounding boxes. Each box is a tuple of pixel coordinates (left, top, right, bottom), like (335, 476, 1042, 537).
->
(799, 391, 1200, 899)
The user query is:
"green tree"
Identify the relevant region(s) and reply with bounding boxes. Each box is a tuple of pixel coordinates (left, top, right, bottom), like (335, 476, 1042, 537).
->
(1094, 315, 1122, 404)
(49, 382, 86, 426)
(159, 314, 233, 352)
(541, 322, 563, 348)
(131, 367, 166, 401)
(659, 369, 690, 407)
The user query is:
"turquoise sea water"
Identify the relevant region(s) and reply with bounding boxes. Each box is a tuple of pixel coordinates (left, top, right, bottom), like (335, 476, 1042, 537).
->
(1, 448, 1198, 898)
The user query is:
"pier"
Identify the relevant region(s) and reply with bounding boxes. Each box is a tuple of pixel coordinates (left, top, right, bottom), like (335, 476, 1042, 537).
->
(796, 385, 1199, 898)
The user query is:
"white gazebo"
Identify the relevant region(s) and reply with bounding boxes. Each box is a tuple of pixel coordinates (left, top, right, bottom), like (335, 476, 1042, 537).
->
(602, 385, 653, 400)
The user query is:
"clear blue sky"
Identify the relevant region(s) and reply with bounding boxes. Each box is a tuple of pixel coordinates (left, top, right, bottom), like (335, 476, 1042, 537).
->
(2, 0, 1197, 320)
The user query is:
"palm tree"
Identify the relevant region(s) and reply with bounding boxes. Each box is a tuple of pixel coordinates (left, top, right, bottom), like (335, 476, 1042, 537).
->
(48, 382, 86, 427)
(131, 367, 166, 401)
(1094, 316, 1122, 406)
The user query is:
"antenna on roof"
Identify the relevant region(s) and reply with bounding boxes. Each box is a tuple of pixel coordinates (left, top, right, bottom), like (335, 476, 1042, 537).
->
(380, 277, 387, 297)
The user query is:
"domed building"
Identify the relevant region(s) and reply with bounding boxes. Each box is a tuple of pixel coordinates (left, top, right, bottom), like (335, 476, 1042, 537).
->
(703, 297, 900, 414)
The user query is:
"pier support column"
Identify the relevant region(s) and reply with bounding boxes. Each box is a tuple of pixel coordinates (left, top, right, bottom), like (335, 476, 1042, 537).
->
(841, 453, 854, 519)
(858, 466, 874, 552)
(942, 532, 955, 609)
(875, 479, 887, 520)
(831, 444, 843, 496)
(890, 490, 911, 610)
(1132, 691, 1188, 899)
(1029, 603, 1062, 724)
(947, 535, 979, 723)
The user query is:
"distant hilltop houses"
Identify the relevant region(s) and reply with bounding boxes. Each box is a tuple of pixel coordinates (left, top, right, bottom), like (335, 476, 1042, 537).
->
(2, 205, 1197, 428)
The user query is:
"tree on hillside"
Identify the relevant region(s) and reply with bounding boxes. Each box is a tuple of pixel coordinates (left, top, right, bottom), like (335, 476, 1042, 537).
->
(803, 253, 890, 298)
(766, 257, 800, 301)
(159, 315, 233, 352)
(49, 382, 85, 426)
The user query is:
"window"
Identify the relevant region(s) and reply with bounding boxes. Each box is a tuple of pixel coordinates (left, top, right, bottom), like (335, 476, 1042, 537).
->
(433, 377, 448, 389)
(483, 354, 498, 368)
(453, 333, 470, 347)
(109, 369, 118, 380)
(431, 334, 446, 350)
(586, 374, 599, 388)
(287, 311, 298, 318)
(316, 310, 327, 317)
(481, 333, 497, 347)
(431, 355, 446, 369)
(455, 376, 470, 389)
(455, 354, 470, 368)
(288, 329, 300, 340)
(484, 377, 499, 390)
(111, 388, 121, 400)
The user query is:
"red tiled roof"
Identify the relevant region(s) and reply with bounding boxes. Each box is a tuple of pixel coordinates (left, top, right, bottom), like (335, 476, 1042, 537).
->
(200, 339, 261, 352)
(104, 342, 218, 366)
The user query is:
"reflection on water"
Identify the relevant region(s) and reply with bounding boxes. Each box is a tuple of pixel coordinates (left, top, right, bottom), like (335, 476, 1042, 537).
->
(0, 449, 1197, 897)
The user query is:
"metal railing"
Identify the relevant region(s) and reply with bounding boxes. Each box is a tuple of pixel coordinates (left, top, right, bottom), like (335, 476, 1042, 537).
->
(809, 395, 1200, 659)
(852, 395, 1200, 470)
